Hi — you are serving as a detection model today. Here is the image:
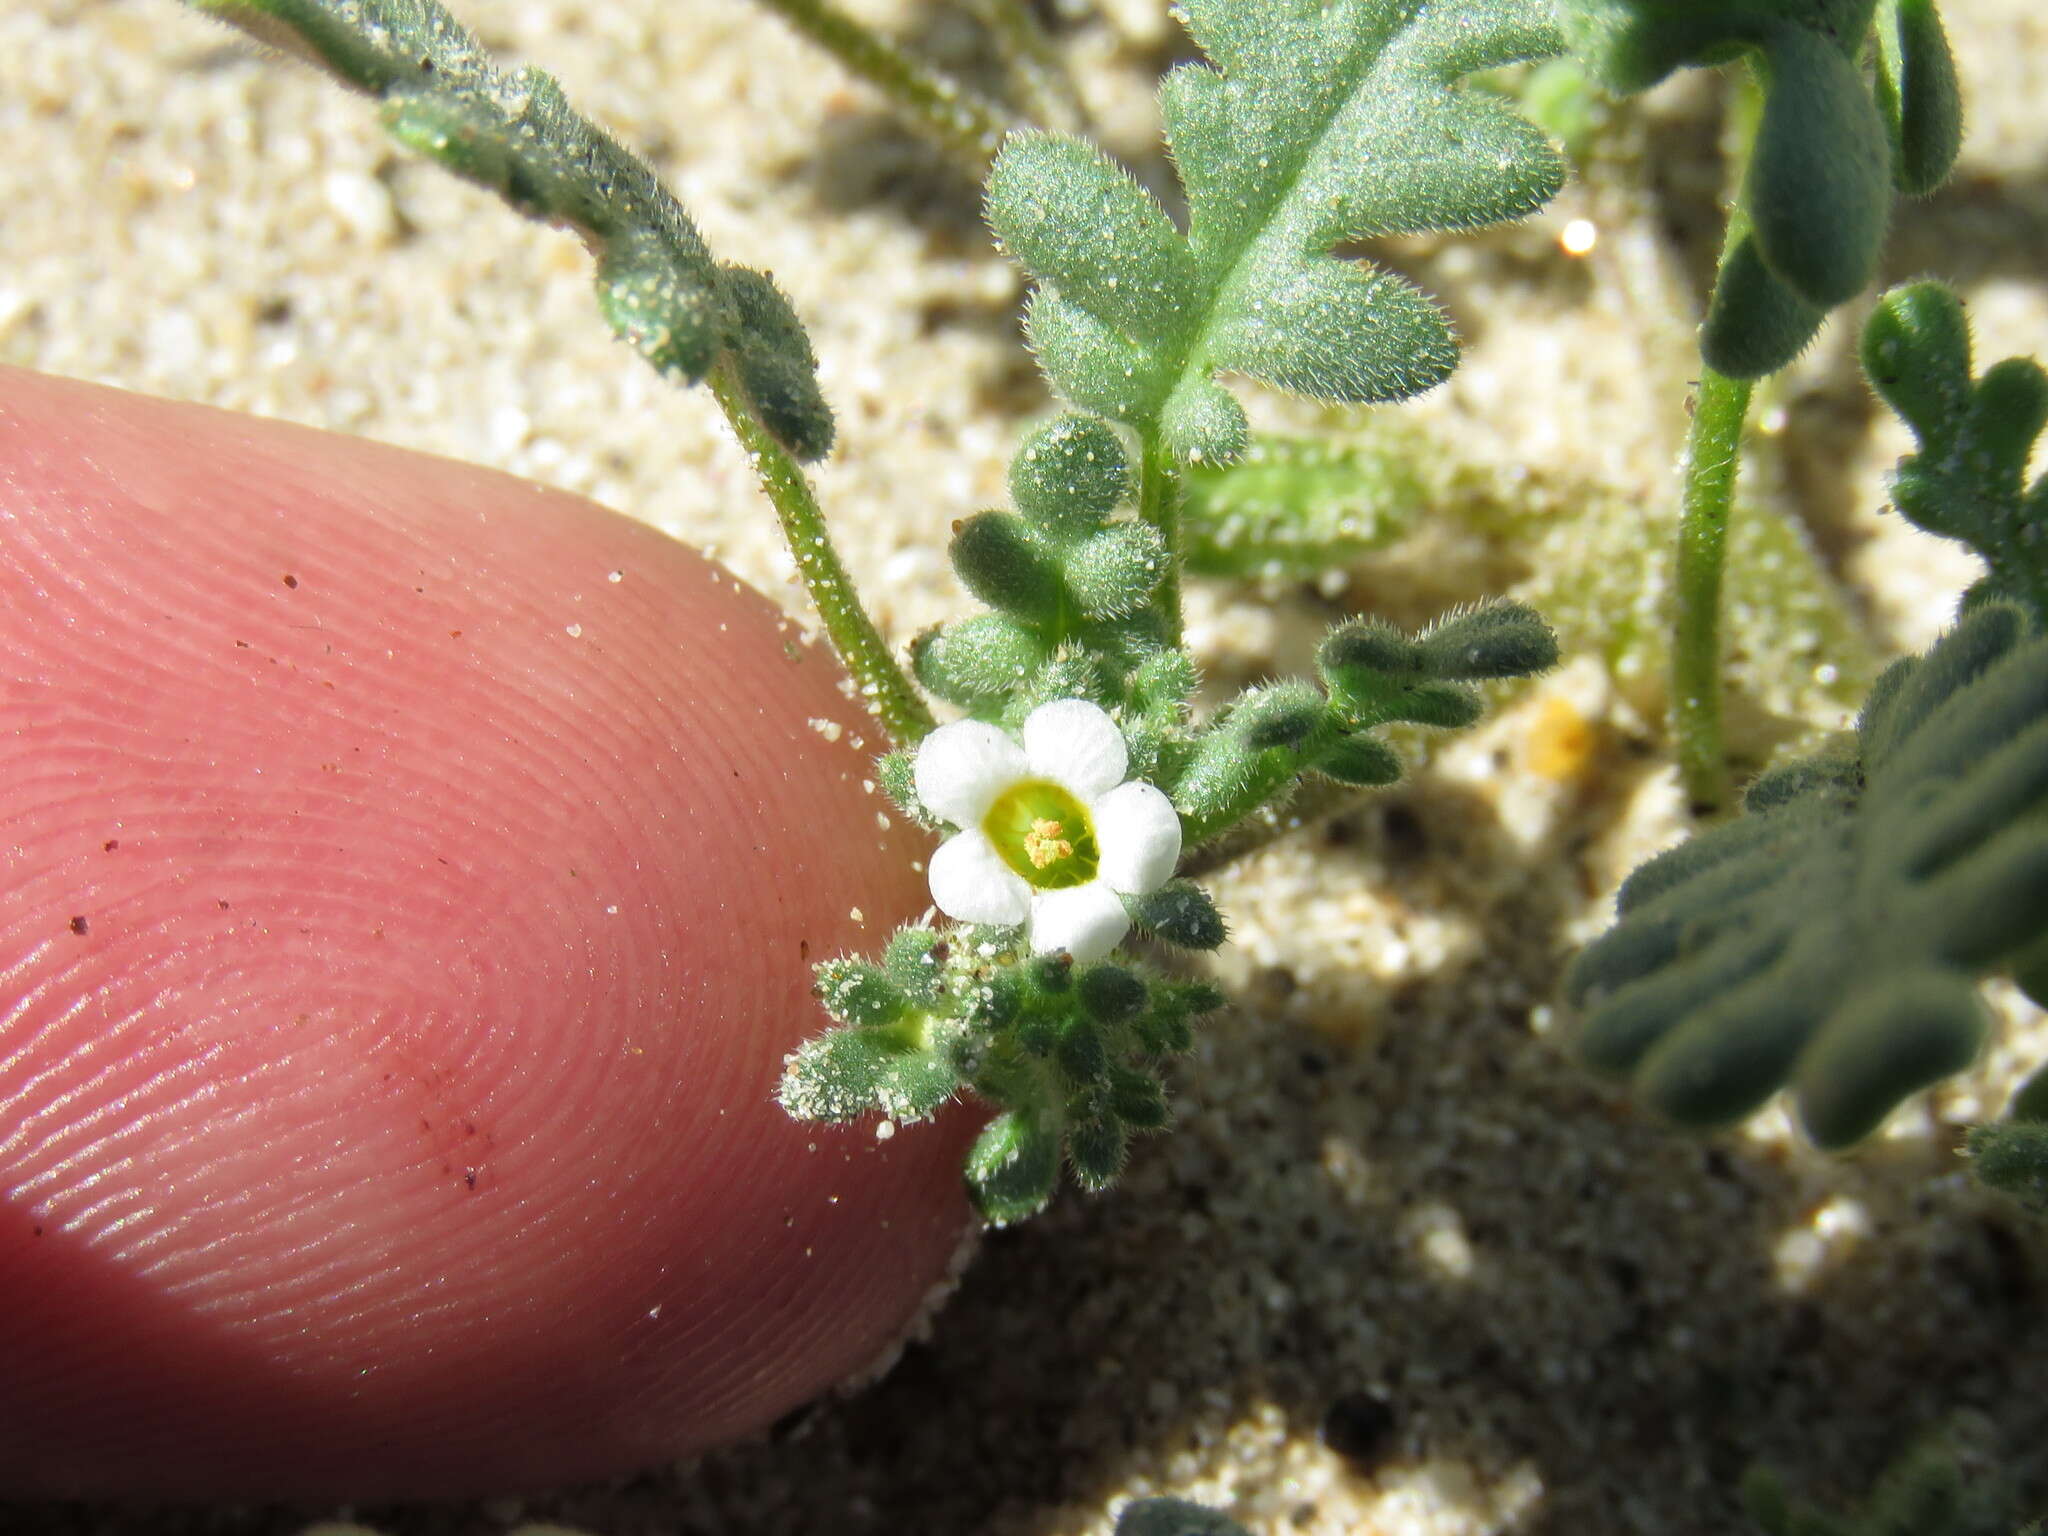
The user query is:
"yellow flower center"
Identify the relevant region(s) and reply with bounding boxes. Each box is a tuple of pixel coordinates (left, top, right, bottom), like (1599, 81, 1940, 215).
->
(984, 779, 1100, 890)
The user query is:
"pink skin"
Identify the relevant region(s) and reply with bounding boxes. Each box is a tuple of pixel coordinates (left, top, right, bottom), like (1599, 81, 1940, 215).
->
(0, 368, 978, 1500)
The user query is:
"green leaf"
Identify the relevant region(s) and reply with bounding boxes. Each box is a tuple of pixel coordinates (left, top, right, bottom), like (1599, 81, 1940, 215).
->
(1115, 1498, 1253, 1536)
(775, 1023, 958, 1123)
(1863, 283, 2048, 623)
(1010, 412, 1136, 534)
(1557, 0, 1905, 373)
(1180, 435, 1421, 577)
(965, 1109, 1062, 1225)
(985, 0, 1565, 461)
(189, 0, 833, 459)
(1123, 881, 1228, 952)
(1875, 0, 1963, 197)
(1568, 605, 2048, 1147)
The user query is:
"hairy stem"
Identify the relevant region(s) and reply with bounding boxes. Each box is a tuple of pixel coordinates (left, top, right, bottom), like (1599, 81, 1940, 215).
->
(708, 359, 935, 745)
(1672, 69, 1766, 814)
(1138, 434, 1183, 644)
(1673, 364, 1752, 813)
(749, 0, 1014, 173)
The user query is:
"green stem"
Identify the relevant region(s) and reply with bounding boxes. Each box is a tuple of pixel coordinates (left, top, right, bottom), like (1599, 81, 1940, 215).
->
(1672, 67, 1767, 814)
(1138, 435, 1183, 644)
(960, 0, 1085, 134)
(708, 358, 936, 746)
(750, 0, 1015, 174)
(1673, 364, 1752, 813)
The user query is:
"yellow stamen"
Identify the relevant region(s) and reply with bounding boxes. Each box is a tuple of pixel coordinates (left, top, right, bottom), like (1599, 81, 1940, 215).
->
(1023, 817, 1073, 869)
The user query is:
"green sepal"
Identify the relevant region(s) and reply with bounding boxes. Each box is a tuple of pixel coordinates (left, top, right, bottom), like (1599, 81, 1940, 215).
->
(1130, 649, 1200, 719)
(1123, 881, 1228, 952)
(1009, 412, 1135, 535)
(966, 1109, 1062, 1225)
(875, 747, 939, 829)
(1875, 0, 1962, 197)
(1031, 952, 1075, 994)
(1417, 600, 1562, 678)
(1013, 649, 1120, 715)
(1132, 1000, 1194, 1056)
(812, 958, 907, 1029)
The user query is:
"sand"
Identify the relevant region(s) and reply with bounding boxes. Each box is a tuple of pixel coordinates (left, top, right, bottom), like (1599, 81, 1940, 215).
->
(2, 0, 2046, 1532)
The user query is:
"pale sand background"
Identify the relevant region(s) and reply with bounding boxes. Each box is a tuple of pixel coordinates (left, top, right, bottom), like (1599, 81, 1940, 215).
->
(4, 1, 2048, 1533)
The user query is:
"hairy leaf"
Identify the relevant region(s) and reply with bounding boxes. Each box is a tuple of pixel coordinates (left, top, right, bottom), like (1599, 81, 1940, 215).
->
(1180, 435, 1421, 577)
(1567, 604, 2048, 1147)
(1863, 282, 2048, 623)
(986, 0, 1565, 462)
(1558, 0, 1961, 378)
(190, 0, 833, 458)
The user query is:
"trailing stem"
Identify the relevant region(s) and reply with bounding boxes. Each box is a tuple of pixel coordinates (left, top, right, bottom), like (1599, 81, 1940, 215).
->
(748, 0, 1015, 174)
(708, 359, 935, 746)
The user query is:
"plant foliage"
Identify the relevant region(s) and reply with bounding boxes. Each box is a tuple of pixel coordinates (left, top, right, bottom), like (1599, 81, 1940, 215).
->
(792, 407, 1558, 1217)
(1567, 602, 2048, 1146)
(1180, 434, 1422, 578)
(986, 0, 1566, 463)
(1744, 1435, 2028, 1536)
(1556, 0, 1961, 377)
(1863, 282, 2048, 623)
(1968, 1063, 2048, 1216)
(1570, 285, 2048, 1148)
(1114, 1498, 1253, 1536)
(189, 0, 833, 459)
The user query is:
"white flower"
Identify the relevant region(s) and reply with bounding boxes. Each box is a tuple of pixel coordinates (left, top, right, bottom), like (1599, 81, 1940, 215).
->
(913, 699, 1182, 963)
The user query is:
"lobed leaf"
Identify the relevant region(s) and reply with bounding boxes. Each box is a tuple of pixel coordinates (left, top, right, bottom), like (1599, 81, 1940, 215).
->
(1863, 283, 2048, 623)
(190, 0, 832, 458)
(1567, 605, 2048, 1147)
(986, 0, 1566, 462)
(1558, 0, 1961, 378)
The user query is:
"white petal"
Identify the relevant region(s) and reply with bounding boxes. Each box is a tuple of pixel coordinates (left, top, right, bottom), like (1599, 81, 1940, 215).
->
(1026, 882, 1131, 963)
(1092, 780, 1182, 894)
(927, 831, 1031, 925)
(1022, 698, 1126, 799)
(914, 719, 1028, 826)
